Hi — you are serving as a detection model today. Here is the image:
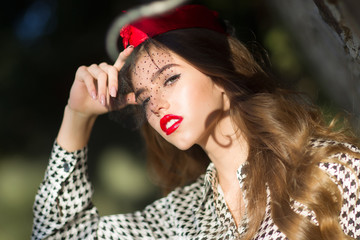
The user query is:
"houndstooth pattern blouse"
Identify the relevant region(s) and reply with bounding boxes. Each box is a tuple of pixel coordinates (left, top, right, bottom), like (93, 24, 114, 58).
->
(32, 139, 360, 239)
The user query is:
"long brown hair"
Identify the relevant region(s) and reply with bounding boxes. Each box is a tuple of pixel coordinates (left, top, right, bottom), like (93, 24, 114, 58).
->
(119, 28, 359, 239)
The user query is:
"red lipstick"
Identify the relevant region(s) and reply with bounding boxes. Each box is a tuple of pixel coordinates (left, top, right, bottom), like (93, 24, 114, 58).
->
(160, 114, 183, 135)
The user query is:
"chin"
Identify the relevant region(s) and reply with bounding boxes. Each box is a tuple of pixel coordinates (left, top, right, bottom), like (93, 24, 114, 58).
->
(169, 134, 198, 151)
(174, 143, 193, 151)
(166, 139, 191, 151)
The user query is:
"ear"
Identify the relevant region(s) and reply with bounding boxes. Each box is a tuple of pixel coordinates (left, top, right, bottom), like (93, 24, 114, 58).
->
(213, 82, 225, 93)
(213, 82, 230, 110)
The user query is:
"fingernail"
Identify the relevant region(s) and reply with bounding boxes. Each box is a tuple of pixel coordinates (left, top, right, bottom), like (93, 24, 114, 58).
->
(110, 87, 117, 97)
(128, 45, 134, 49)
(100, 95, 105, 105)
(91, 91, 97, 100)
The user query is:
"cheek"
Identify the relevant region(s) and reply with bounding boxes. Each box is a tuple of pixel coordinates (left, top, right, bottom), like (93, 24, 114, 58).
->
(178, 80, 215, 108)
(147, 114, 160, 133)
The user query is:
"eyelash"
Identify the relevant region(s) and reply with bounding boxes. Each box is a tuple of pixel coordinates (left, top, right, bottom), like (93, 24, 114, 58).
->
(142, 97, 150, 108)
(164, 74, 181, 86)
(141, 74, 181, 108)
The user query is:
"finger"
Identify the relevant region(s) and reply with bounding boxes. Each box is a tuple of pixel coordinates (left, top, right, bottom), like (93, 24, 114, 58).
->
(76, 66, 97, 99)
(99, 63, 118, 98)
(113, 45, 134, 71)
(88, 64, 108, 105)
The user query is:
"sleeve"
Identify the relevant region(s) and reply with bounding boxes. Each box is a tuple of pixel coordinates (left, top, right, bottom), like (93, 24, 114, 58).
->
(319, 143, 360, 239)
(97, 197, 176, 239)
(32, 142, 176, 240)
(32, 142, 98, 239)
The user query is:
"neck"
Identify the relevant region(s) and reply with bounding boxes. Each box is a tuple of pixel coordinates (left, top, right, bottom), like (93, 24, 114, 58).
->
(199, 112, 249, 192)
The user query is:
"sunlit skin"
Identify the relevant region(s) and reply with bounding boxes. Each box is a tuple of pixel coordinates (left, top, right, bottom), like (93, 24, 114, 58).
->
(132, 48, 226, 150)
(131, 47, 249, 224)
(58, 46, 249, 226)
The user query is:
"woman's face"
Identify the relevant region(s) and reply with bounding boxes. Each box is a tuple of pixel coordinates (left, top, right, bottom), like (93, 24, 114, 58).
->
(131, 47, 226, 150)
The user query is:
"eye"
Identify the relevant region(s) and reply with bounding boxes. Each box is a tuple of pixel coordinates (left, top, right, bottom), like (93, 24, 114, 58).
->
(164, 74, 181, 87)
(142, 97, 150, 108)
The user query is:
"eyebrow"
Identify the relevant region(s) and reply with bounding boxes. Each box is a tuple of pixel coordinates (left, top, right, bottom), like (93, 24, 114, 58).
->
(134, 63, 179, 100)
(150, 63, 179, 83)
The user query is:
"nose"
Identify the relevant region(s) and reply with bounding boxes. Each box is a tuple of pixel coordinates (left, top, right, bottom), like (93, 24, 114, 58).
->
(149, 96, 169, 116)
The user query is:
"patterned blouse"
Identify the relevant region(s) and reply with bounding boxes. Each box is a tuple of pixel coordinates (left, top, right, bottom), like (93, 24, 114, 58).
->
(32, 139, 360, 239)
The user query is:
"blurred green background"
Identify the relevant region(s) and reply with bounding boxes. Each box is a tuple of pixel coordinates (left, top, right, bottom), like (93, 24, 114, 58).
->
(0, 0, 351, 239)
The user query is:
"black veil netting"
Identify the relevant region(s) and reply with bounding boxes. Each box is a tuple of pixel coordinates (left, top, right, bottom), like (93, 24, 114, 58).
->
(108, 67, 147, 130)
(108, 37, 165, 131)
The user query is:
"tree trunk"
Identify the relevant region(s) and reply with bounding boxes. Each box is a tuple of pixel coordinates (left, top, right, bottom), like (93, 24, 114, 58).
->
(267, 0, 360, 132)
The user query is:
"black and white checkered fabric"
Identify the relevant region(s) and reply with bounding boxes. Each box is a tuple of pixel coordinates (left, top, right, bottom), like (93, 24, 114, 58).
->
(32, 139, 360, 239)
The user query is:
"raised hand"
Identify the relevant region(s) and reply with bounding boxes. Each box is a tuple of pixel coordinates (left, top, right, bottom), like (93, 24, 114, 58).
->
(57, 46, 135, 151)
(68, 46, 135, 117)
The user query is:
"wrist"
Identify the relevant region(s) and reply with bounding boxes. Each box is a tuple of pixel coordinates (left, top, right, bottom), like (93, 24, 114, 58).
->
(65, 105, 98, 122)
(56, 106, 97, 152)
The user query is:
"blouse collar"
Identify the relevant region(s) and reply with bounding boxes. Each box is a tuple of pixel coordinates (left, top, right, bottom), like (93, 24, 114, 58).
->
(200, 162, 248, 207)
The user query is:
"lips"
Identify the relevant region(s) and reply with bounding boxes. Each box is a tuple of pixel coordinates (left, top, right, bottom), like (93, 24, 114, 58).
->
(160, 114, 183, 135)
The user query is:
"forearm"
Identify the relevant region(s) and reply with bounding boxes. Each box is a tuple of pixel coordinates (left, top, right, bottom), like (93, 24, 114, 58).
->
(57, 105, 97, 151)
(32, 142, 98, 239)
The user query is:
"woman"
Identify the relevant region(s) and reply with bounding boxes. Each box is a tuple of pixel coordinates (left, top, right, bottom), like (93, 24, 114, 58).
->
(32, 4, 360, 240)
